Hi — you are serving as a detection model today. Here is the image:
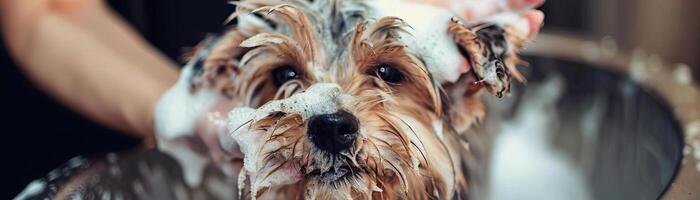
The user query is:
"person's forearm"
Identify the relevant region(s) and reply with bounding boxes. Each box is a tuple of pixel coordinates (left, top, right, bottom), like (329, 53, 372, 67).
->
(1, 0, 178, 144)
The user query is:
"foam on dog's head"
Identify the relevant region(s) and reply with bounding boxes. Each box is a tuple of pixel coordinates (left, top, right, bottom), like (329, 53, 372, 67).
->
(252, 83, 348, 120)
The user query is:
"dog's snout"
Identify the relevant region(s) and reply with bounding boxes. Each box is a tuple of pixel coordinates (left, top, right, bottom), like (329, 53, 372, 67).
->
(307, 110, 359, 153)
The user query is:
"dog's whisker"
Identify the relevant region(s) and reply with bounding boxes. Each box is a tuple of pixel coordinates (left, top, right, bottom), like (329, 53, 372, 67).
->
(261, 158, 288, 180)
(273, 80, 300, 99)
(374, 114, 415, 166)
(366, 136, 409, 194)
(231, 118, 254, 134)
(367, 135, 392, 148)
(253, 186, 269, 200)
(384, 158, 409, 197)
(365, 139, 385, 166)
(290, 137, 303, 159)
(392, 115, 430, 166)
(262, 145, 291, 162)
(339, 151, 358, 168)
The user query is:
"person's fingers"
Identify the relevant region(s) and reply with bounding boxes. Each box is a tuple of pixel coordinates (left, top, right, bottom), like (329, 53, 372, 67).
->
(446, 0, 544, 21)
(522, 10, 544, 39)
(481, 10, 543, 41)
(507, 0, 545, 11)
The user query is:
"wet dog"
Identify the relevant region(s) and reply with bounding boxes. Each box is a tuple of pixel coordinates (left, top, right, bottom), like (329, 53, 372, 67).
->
(155, 0, 530, 199)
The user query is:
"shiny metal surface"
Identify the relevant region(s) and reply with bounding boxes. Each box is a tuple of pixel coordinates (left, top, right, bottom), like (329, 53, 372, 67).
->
(472, 56, 684, 200)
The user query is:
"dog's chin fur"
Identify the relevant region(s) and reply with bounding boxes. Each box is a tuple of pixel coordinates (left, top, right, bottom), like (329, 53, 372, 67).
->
(173, 0, 529, 199)
(227, 82, 458, 199)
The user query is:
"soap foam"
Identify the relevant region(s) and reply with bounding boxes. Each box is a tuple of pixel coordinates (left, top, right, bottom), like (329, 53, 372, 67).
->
(250, 83, 348, 121)
(14, 180, 45, 200)
(155, 65, 221, 140)
(370, 0, 465, 83)
(228, 107, 300, 199)
(154, 52, 223, 187)
(226, 84, 350, 196)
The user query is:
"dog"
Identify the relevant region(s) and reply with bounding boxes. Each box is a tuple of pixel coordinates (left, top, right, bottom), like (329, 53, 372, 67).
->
(155, 0, 531, 199)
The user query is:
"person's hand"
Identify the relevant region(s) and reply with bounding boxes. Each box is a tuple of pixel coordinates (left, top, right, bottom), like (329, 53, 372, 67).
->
(1, 0, 178, 145)
(153, 46, 245, 185)
(194, 100, 244, 177)
(417, 0, 545, 39)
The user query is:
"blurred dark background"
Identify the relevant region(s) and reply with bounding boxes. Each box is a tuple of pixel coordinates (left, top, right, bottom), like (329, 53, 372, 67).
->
(1, 0, 698, 199)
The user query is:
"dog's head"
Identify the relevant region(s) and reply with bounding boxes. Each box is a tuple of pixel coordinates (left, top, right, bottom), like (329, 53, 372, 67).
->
(176, 0, 529, 199)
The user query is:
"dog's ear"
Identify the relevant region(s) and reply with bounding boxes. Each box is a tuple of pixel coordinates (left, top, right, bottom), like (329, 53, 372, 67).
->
(447, 17, 529, 98)
(188, 14, 271, 98)
(444, 16, 530, 133)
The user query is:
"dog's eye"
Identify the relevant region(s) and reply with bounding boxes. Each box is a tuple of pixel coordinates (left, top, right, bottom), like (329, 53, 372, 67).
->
(271, 66, 299, 86)
(375, 64, 403, 84)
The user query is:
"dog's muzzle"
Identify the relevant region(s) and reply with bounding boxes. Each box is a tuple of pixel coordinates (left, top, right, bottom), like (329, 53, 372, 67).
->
(307, 110, 359, 153)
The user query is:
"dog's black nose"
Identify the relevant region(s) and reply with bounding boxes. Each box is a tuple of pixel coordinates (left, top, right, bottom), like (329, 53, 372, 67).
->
(307, 110, 359, 153)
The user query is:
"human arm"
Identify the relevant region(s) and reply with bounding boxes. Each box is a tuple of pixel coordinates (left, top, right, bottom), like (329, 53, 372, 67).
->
(0, 0, 179, 146)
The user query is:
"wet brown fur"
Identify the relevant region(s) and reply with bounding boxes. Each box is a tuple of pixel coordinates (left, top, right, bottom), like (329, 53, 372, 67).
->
(187, 0, 528, 199)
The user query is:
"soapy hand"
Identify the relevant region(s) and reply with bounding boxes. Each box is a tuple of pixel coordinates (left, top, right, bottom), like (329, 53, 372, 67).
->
(153, 44, 246, 185)
(194, 100, 245, 177)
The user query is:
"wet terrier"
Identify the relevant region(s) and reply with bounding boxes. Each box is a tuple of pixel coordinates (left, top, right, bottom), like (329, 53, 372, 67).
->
(155, 0, 530, 199)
